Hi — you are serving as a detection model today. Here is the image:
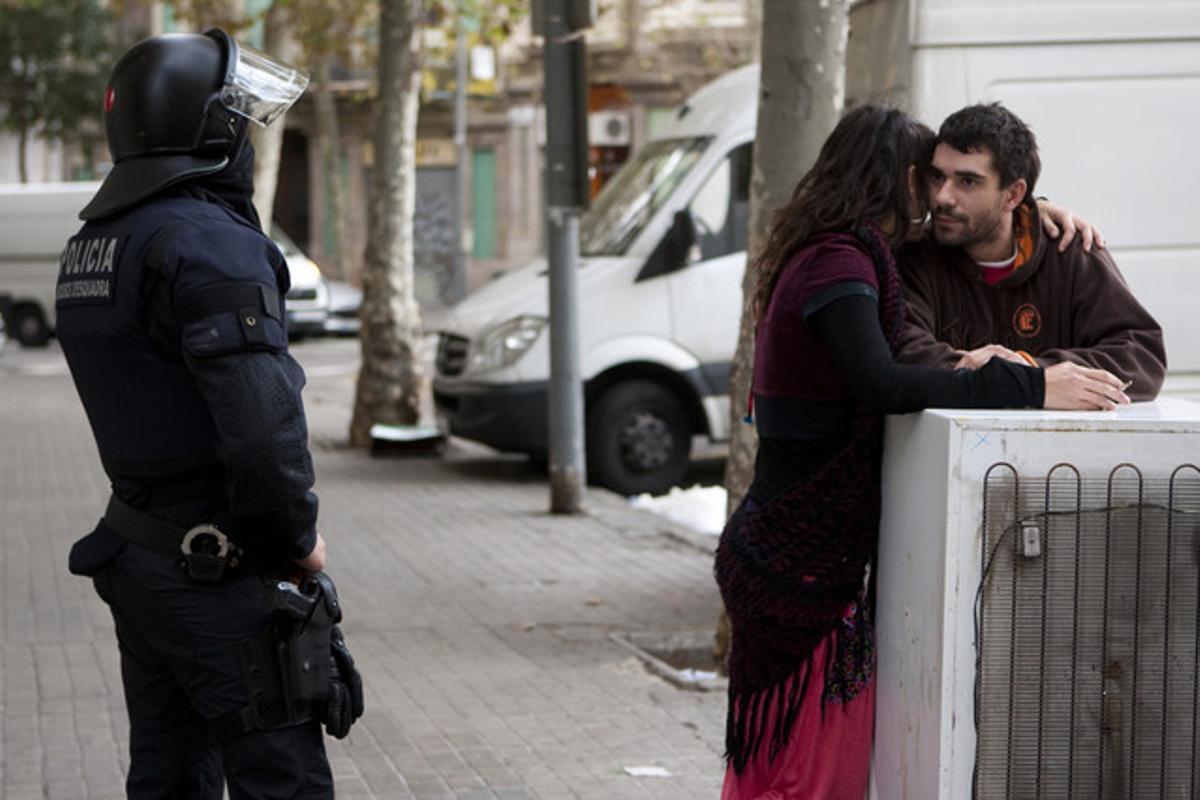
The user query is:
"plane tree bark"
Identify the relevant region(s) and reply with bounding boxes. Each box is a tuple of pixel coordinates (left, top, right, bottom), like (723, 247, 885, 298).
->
(250, 1, 301, 232)
(349, 0, 426, 444)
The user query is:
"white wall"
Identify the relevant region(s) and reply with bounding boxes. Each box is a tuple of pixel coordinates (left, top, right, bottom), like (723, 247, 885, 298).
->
(0, 130, 65, 184)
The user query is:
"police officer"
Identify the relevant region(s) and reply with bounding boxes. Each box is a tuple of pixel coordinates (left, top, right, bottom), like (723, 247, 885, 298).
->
(58, 30, 340, 798)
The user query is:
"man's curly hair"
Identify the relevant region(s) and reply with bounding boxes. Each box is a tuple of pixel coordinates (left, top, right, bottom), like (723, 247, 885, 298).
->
(938, 102, 1040, 198)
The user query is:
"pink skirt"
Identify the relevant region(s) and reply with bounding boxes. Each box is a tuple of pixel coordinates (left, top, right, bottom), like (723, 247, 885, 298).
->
(720, 627, 875, 800)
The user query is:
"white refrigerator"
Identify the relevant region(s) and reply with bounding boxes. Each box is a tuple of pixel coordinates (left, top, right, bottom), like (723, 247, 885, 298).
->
(873, 399, 1200, 799)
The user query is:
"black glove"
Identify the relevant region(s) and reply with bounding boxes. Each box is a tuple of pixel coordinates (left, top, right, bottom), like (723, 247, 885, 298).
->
(324, 624, 364, 738)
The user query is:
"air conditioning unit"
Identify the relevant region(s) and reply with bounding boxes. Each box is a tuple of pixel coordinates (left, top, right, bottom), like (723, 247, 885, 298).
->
(872, 400, 1200, 799)
(588, 110, 631, 147)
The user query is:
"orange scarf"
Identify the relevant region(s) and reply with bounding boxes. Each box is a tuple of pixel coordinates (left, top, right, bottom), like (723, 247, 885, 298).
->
(981, 204, 1035, 286)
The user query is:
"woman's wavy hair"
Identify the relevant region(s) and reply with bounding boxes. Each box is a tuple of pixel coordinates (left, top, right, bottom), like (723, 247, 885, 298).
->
(750, 104, 935, 322)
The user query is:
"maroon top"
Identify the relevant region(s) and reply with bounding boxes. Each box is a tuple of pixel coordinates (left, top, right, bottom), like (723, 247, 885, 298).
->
(753, 233, 878, 402)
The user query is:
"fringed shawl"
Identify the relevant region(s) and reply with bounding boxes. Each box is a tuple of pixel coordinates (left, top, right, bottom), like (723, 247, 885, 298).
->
(715, 226, 904, 773)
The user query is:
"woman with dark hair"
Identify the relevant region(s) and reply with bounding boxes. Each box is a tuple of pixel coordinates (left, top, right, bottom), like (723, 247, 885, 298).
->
(715, 105, 1128, 799)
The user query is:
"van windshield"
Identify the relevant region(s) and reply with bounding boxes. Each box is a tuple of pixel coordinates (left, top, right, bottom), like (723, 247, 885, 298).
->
(580, 136, 710, 257)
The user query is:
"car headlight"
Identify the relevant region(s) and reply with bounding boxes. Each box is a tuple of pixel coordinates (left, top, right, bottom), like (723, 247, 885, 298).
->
(466, 315, 547, 373)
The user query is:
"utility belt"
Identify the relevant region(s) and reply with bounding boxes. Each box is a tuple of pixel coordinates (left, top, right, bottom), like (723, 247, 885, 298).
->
(103, 493, 256, 582)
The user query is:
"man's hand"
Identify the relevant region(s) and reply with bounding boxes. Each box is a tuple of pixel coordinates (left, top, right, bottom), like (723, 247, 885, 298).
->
(1043, 362, 1131, 410)
(954, 344, 1027, 370)
(294, 532, 327, 573)
(1036, 198, 1106, 253)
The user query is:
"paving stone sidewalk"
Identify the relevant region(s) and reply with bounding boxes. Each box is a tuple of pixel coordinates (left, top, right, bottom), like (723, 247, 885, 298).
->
(0, 339, 728, 799)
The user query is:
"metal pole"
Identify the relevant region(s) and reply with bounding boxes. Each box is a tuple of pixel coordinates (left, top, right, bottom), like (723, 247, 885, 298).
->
(547, 208, 585, 511)
(543, 0, 587, 513)
(452, 4, 469, 304)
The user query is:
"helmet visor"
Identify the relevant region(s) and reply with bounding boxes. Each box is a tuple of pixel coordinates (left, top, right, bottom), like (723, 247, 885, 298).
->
(220, 43, 309, 127)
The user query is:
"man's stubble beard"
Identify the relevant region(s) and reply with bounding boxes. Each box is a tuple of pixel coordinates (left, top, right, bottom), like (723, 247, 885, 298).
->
(932, 203, 1005, 249)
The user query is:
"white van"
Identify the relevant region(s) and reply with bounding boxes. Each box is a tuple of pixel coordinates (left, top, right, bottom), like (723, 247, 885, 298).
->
(434, 66, 755, 496)
(0, 181, 331, 343)
(0, 182, 98, 346)
(432, 0, 1200, 495)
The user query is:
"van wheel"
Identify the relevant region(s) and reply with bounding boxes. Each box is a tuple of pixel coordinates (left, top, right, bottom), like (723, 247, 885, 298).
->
(13, 304, 50, 347)
(587, 380, 691, 496)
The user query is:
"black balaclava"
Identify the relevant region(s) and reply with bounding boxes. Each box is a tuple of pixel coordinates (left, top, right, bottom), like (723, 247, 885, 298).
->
(186, 126, 262, 230)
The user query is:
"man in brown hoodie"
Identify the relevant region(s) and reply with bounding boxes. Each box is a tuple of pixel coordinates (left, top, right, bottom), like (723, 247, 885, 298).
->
(896, 103, 1167, 401)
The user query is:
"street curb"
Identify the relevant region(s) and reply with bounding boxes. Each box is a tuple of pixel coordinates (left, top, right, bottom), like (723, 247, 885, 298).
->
(609, 631, 728, 693)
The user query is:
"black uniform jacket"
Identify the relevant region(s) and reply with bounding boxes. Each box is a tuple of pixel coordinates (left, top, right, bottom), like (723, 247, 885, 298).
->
(56, 190, 318, 562)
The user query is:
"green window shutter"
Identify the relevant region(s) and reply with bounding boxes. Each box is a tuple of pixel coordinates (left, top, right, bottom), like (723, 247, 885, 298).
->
(471, 148, 497, 259)
(645, 107, 677, 140)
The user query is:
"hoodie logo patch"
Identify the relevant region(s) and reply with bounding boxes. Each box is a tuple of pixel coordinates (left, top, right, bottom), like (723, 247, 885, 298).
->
(1013, 303, 1042, 338)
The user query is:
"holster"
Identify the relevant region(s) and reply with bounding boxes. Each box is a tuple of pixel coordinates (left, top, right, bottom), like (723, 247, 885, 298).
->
(211, 571, 364, 743)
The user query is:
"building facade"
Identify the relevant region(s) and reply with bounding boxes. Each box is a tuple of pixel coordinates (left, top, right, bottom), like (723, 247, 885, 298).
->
(2, 0, 758, 308)
(295, 0, 758, 306)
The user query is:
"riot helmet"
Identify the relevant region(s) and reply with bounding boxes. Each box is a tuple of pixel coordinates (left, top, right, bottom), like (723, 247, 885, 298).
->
(80, 28, 308, 221)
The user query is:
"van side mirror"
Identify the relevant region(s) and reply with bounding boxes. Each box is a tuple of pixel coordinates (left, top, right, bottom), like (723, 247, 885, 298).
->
(674, 209, 704, 266)
(637, 209, 700, 283)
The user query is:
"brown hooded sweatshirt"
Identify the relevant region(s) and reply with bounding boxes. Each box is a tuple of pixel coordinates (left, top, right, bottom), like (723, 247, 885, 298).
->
(895, 202, 1167, 401)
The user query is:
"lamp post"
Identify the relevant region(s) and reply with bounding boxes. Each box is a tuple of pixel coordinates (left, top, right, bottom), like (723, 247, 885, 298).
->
(541, 0, 590, 513)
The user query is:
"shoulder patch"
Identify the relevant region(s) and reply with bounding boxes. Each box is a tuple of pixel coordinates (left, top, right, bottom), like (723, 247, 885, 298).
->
(178, 281, 287, 358)
(56, 235, 127, 307)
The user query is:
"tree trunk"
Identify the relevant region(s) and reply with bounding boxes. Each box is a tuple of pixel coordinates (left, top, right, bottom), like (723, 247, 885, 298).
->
(716, 0, 851, 666)
(313, 56, 350, 282)
(251, 1, 300, 232)
(622, 0, 639, 53)
(349, 0, 425, 446)
(745, 0, 763, 62)
(17, 127, 29, 184)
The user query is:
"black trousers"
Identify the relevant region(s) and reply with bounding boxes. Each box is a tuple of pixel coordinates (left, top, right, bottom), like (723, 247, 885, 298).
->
(95, 544, 334, 799)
